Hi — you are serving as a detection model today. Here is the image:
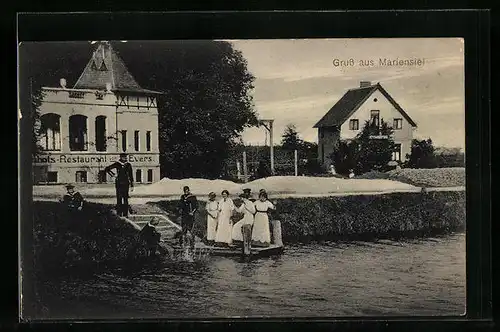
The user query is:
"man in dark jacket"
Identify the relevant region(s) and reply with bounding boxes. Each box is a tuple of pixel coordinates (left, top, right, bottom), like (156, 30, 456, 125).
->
(178, 186, 198, 248)
(104, 153, 134, 217)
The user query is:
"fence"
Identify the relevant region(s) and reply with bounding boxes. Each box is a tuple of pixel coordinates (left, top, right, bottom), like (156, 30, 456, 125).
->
(226, 149, 306, 182)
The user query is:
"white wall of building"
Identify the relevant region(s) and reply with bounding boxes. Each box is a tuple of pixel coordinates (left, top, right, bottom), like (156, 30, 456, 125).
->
(34, 88, 161, 184)
(339, 89, 415, 160)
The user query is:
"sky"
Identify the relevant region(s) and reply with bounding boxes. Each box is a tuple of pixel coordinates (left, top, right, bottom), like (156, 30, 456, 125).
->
(228, 38, 465, 149)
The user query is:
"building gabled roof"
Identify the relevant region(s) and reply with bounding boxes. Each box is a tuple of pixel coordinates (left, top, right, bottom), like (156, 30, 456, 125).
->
(73, 42, 161, 95)
(313, 83, 417, 128)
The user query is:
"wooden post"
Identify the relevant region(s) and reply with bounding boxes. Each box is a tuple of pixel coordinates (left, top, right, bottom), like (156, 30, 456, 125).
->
(241, 224, 252, 256)
(269, 121, 274, 174)
(242, 151, 248, 183)
(294, 149, 298, 176)
(271, 220, 283, 247)
(236, 161, 241, 181)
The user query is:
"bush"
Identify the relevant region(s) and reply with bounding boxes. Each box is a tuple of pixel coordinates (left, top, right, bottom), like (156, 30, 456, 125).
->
(275, 191, 465, 242)
(387, 167, 465, 187)
(33, 201, 140, 274)
(354, 170, 390, 180)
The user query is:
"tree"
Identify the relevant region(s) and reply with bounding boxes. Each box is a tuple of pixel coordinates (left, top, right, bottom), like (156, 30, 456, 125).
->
(30, 86, 44, 158)
(405, 138, 437, 168)
(352, 119, 395, 174)
(281, 124, 301, 150)
(112, 41, 258, 179)
(331, 119, 396, 175)
(331, 140, 357, 175)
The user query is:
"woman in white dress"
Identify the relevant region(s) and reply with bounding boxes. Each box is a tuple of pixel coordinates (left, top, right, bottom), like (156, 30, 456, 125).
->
(252, 191, 275, 247)
(205, 192, 219, 245)
(231, 192, 256, 244)
(214, 190, 235, 247)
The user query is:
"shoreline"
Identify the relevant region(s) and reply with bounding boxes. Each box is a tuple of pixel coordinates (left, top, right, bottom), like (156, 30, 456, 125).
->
(33, 185, 465, 203)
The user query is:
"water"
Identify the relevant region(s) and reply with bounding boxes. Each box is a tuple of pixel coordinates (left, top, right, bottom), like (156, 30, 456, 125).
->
(35, 233, 465, 319)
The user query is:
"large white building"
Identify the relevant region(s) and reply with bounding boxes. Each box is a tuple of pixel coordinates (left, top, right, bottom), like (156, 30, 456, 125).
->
(33, 42, 162, 184)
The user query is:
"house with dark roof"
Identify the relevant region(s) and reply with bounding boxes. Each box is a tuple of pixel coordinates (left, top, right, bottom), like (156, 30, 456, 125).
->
(313, 81, 417, 169)
(33, 41, 162, 184)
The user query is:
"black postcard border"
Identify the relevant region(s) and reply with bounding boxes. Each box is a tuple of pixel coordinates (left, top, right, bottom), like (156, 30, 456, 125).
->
(15, 10, 492, 331)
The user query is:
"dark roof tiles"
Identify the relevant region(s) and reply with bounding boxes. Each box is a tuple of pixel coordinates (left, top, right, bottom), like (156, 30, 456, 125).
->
(314, 83, 417, 128)
(73, 42, 160, 95)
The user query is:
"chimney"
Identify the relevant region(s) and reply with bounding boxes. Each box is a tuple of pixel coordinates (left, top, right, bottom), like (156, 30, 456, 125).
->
(360, 81, 371, 88)
(59, 78, 67, 89)
(105, 82, 112, 92)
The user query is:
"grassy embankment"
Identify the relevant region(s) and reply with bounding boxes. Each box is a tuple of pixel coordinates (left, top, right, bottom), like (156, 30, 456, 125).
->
(356, 167, 465, 188)
(33, 201, 141, 275)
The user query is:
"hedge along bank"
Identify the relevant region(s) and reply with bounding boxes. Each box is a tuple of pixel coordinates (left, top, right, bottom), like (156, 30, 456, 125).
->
(153, 189, 465, 243)
(33, 201, 142, 274)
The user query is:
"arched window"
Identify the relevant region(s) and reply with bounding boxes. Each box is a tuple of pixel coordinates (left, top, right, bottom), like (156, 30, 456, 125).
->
(40, 113, 61, 151)
(95, 115, 107, 151)
(69, 115, 88, 151)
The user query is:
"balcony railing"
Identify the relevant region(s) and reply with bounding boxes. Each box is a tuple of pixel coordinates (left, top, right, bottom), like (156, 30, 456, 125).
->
(68, 91, 85, 99)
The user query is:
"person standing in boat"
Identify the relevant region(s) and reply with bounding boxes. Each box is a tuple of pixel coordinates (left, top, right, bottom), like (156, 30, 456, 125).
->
(252, 191, 276, 247)
(214, 190, 235, 247)
(231, 190, 256, 245)
(205, 192, 219, 245)
(178, 186, 198, 248)
(243, 188, 256, 202)
(104, 153, 134, 217)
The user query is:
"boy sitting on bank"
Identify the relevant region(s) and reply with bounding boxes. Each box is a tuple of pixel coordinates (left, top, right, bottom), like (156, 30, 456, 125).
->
(60, 184, 84, 212)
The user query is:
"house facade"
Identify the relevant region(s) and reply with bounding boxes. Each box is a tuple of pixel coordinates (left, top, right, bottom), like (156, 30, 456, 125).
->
(33, 42, 162, 184)
(314, 81, 417, 169)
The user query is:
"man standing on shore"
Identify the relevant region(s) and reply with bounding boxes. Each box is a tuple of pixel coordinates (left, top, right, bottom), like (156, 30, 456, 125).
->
(178, 186, 198, 248)
(104, 153, 134, 217)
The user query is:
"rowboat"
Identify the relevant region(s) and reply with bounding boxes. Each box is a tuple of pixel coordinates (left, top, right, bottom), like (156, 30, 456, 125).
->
(123, 214, 284, 259)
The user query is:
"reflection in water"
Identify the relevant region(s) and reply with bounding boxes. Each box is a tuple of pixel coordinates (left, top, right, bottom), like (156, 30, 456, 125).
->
(35, 234, 465, 319)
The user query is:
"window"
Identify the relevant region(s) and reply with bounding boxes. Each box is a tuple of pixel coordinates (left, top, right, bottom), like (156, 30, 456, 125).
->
(147, 169, 153, 183)
(95, 116, 107, 151)
(393, 118, 403, 130)
(69, 115, 88, 151)
(47, 171, 58, 183)
(136, 169, 142, 183)
(146, 131, 151, 151)
(349, 119, 359, 130)
(75, 171, 87, 183)
(40, 113, 61, 151)
(121, 130, 127, 152)
(392, 144, 402, 161)
(134, 130, 140, 151)
(370, 110, 380, 127)
(98, 170, 107, 183)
